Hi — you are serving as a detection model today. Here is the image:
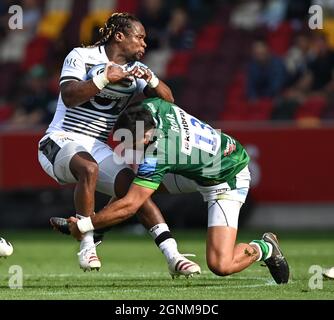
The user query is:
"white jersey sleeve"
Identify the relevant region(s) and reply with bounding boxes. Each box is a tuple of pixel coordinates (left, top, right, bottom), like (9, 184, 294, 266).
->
(59, 48, 86, 85)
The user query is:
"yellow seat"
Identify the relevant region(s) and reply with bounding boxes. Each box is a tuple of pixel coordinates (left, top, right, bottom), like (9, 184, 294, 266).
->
(37, 11, 70, 39)
(323, 19, 334, 49)
(80, 10, 113, 45)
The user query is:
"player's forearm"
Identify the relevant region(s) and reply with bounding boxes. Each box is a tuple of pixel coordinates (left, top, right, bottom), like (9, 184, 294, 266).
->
(91, 198, 139, 229)
(145, 80, 174, 103)
(60, 80, 100, 107)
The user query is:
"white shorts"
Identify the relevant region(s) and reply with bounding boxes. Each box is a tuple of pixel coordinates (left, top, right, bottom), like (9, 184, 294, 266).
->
(197, 166, 251, 229)
(155, 165, 251, 229)
(38, 131, 129, 197)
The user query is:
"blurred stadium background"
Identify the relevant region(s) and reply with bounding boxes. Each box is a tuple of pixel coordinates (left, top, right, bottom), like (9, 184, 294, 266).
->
(0, 0, 333, 233)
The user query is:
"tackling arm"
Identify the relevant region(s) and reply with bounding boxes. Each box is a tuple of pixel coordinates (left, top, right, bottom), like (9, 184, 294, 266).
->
(144, 80, 174, 103)
(92, 184, 155, 228)
(70, 184, 155, 238)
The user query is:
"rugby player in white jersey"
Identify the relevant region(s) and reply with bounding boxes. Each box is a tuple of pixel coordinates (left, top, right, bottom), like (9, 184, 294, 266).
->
(38, 13, 200, 277)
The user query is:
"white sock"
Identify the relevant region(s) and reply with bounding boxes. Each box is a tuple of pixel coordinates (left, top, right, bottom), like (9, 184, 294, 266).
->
(149, 223, 179, 261)
(249, 242, 262, 261)
(159, 238, 179, 261)
(76, 214, 95, 251)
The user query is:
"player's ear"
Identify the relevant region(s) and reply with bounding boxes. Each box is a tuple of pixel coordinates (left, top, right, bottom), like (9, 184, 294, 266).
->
(114, 31, 125, 42)
(144, 129, 154, 144)
(143, 132, 150, 145)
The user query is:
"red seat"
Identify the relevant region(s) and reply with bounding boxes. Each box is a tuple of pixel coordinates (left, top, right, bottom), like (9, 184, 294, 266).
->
(295, 96, 327, 120)
(21, 36, 51, 71)
(220, 99, 249, 121)
(247, 98, 273, 120)
(116, 0, 139, 14)
(166, 51, 192, 78)
(267, 22, 293, 56)
(225, 71, 247, 104)
(0, 104, 13, 122)
(194, 24, 224, 53)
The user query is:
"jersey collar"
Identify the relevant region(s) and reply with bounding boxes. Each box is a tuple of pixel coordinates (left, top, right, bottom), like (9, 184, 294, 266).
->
(100, 45, 109, 62)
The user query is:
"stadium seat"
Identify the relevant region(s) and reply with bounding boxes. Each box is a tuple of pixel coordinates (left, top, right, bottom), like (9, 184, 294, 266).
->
(0, 63, 20, 97)
(0, 106, 12, 123)
(79, 0, 116, 45)
(323, 18, 334, 49)
(322, 102, 334, 120)
(61, 0, 89, 47)
(194, 24, 224, 53)
(267, 21, 293, 56)
(295, 96, 327, 120)
(220, 101, 249, 121)
(21, 36, 52, 71)
(165, 51, 192, 78)
(225, 71, 247, 105)
(115, 0, 139, 14)
(247, 98, 273, 120)
(37, 0, 74, 39)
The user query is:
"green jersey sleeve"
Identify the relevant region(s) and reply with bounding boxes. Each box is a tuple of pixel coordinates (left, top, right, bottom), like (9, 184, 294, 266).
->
(133, 157, 171, 190)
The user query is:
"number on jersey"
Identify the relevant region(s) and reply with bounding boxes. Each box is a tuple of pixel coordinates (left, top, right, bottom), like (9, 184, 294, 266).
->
(173, 107, 221, 156)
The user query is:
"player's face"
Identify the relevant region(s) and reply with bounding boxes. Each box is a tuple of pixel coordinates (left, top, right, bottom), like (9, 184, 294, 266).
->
(123, 21, 147, 61)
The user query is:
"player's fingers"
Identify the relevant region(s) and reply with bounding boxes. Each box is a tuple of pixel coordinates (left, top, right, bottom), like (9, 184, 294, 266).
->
(140, 67, 152, 81)
(130, 66, 146, 78)
(134, 71, 144, 77)
(129, 66, 139, 74)
(139, 67, 148, 75)
(105, 61, 116, 71)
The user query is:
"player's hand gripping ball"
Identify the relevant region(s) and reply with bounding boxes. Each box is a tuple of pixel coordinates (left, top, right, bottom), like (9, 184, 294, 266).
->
(0, 237, 14, 257)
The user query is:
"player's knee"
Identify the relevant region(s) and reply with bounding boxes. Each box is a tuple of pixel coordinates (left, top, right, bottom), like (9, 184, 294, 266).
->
(207, 259, 233, 276)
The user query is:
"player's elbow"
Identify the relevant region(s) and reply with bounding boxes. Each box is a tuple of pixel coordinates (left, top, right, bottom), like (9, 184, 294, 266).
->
(165, 90, 174, 103)
(60, 82, 77, 107)
(61, 90, 75, 107)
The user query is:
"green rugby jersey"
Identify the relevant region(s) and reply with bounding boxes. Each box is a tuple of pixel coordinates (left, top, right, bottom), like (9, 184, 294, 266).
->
(133, 98, 249, 190)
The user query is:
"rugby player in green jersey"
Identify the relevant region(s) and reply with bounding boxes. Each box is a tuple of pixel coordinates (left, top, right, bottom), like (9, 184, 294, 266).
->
(68, 97, 289, 283)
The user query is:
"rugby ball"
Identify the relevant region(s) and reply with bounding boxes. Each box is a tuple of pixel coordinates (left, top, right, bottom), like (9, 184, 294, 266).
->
(87, 63, 136, 97)
(0, 237, 13, 257)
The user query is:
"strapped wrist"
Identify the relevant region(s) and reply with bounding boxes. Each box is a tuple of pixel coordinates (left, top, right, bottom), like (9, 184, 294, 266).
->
(92, 72, 109, 90)
(77, 217, 95, 233)
(148, 74, 159, 88)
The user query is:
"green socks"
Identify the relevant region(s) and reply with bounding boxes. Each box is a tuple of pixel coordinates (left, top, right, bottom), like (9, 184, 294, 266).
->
(250, 240, 273, 261)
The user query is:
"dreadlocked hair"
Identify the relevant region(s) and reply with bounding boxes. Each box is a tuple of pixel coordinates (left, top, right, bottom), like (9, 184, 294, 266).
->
(90, 12, 140, 47)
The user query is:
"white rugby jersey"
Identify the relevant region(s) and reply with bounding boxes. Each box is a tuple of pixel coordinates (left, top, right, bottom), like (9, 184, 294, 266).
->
(47, 45, 149, 142)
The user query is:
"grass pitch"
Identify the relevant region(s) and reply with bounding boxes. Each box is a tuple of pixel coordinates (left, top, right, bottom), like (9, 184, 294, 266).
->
(0, 230, 334, 300)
